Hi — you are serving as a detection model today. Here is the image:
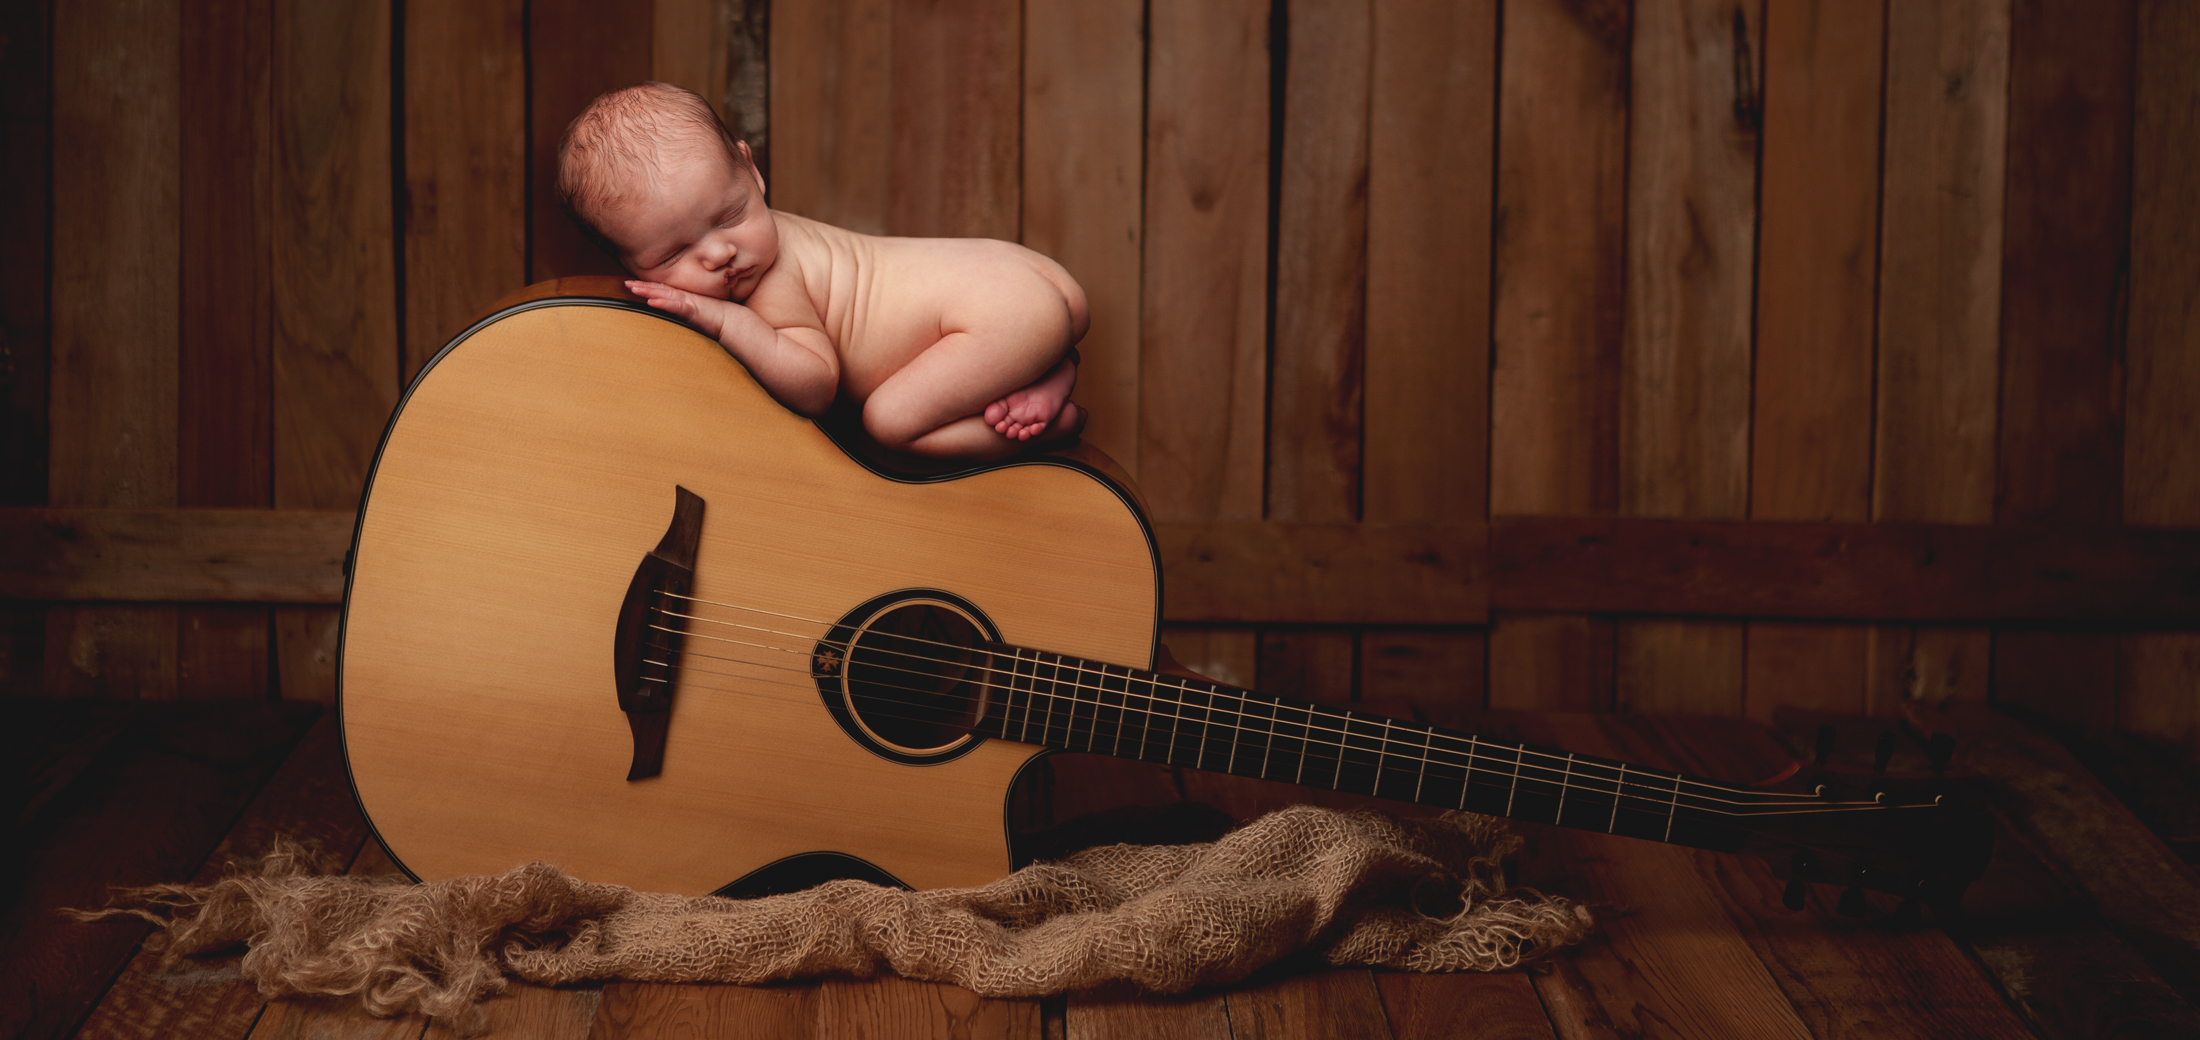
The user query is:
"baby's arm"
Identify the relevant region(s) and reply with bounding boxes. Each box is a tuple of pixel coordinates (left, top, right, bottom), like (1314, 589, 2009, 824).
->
(625, 281, 838, 416)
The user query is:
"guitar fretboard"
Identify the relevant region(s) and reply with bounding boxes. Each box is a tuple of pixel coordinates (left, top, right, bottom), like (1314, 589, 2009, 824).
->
(974, 645, 1745, 852)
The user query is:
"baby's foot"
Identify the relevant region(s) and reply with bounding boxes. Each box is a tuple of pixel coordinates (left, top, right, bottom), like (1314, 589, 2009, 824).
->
(984, 354, 1079, 441)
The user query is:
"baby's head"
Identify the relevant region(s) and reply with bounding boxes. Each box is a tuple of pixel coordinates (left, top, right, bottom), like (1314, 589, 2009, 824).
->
(556, 82, 777, 302)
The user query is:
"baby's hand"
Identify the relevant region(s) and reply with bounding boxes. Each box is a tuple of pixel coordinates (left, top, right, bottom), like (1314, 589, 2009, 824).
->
(625, 280, 737, 340)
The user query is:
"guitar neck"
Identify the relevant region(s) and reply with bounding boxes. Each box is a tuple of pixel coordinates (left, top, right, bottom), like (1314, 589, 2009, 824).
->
(973, 645, 1753, 854)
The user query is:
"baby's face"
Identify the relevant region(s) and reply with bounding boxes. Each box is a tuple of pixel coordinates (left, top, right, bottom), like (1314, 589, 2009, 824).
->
(604, 143, 777, 302)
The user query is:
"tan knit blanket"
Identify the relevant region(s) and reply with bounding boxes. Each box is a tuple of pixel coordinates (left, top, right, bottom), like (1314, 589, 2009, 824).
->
(82, 806, 1589, 1030)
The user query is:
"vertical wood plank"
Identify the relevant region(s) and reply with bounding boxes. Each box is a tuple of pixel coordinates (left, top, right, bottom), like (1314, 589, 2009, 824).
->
(1749, 0, 1879, 526)
(769, 0, 892, 233)
(1268, 0, 1370, 525)
(2121, 0, 2200, 750)
(180, 0, 274, 511)
(1022, 0, 1144, 475)
(272, 0, 398, 703)
(652, 0, 771, 184)
(1615, 0, 1761, 716)
(2124, 0, 2200, 533)
(654, 0, 729, 119)
(1361, 0, 1499, 729)
(1871, 0, 2007, 720)
(1615, 619, 1744, 717)
(1489, 0, 1628, 519)
(178, 0, 274, 701)
(0, 0, 50, 695)
(1259, 629, 1357, 709)
(1620, 0, 1759, 523)
(1874, 0, 2007, 527)
(1162, 626, 1261, 691)
(888, 0, 1020, 240)
(1360, 630, 1485, 724)
(1267, 0, 1372, 733)
(1364, 0, 1494, 529)
(1744, 0, 1883, 720)
(1141, 0, 1271, 525)
(48, 0, 182, 701)
(1993, 0, 2134, 732)
(1488, 614, 1613, 712)
(403, 0, 526, 379)
(1867, 625, 1991, 715)
(1486, 0, 1628, 712)
(1996, 0, 2132, 530)
(0, 0, 49, 513)
(529, 0, 653, 279)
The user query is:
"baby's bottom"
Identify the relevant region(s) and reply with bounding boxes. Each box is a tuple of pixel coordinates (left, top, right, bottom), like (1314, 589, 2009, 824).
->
(860, 326, 1082, 461)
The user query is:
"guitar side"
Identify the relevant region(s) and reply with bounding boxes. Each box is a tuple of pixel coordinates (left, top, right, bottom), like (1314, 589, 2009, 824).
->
(339, 298, 1161, 895)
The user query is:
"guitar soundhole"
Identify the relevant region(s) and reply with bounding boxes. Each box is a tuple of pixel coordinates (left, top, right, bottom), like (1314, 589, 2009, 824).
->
(841, 601, 993, 757)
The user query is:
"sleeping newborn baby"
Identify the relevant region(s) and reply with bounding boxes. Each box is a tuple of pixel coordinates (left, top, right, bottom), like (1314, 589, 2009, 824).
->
(556, 82, 1087, 459)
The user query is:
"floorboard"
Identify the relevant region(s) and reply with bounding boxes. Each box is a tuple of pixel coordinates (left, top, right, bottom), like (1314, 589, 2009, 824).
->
(43, 708, 2176, 1039)
(4, 701, 317, 1040)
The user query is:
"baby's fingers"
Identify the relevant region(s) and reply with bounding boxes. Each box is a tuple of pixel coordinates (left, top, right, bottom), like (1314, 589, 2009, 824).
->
(624, 280, 689, 311)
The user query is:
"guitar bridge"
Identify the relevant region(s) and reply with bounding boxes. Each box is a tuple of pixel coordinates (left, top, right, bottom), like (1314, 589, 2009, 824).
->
(612, 486, 705, 780)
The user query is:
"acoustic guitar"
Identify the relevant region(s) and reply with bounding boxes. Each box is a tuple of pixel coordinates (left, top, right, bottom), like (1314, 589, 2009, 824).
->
(339, 281, 1992, 916)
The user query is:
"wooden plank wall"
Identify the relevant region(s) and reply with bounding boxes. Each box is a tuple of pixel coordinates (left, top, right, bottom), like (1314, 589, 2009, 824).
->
(5, 0, 2197, 757)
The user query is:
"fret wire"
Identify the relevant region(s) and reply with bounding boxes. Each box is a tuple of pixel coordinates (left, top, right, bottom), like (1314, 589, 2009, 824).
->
(1371, 716, 1391, 797)
(1556, 753, 1576, 820)
(1107, 663, 1128, 758)
(1284, 699, 1302, 782)
(1506, 745, 1523, 817)
(1009, 648, 1030, 743)
(1258, 696, 1279, 783)
(1457, 736, 1478, 811)
(1170, 677, 1188, 765)
(1412, 721, 1433, 804)
(1610, 763, 1627, 833)
(1198, 680, 1223, 773)
(1665, 771, 1683, 842)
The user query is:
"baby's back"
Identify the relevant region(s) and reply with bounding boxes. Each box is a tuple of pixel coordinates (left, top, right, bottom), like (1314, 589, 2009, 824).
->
(769, 214, 1087, 403)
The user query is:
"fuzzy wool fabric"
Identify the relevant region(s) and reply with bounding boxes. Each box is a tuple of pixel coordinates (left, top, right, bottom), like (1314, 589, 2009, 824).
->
(77, 806, 1591, 1032)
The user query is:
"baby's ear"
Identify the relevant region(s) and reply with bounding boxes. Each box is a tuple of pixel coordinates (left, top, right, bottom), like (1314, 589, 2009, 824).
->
(738, 141, 767, 199)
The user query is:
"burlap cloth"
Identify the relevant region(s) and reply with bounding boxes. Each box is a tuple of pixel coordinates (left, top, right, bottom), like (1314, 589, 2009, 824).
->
(81, 806, 1590, 1030)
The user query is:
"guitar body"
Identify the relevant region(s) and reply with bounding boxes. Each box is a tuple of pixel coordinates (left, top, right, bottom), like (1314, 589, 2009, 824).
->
(340, 295, 1160, 895)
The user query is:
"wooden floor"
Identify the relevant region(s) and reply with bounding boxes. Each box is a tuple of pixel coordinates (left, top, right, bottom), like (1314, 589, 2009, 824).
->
(10, 701, 2200, 1040)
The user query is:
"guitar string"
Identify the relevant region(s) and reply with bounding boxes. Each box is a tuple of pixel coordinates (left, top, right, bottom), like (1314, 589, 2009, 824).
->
(637, 651, 1908, 832)
(651, 593, 1839, 804)
(650, 596, 1843, 809)
(648, 620, 1897, 818)
(649, 610, 1877, 814)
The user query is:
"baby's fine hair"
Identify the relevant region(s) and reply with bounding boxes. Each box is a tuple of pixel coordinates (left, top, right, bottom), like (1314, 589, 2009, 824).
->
(555, 82, 751, 256)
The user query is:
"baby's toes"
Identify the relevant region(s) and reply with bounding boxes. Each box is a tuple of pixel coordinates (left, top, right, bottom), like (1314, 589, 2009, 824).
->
(985, 399, 1011, 426)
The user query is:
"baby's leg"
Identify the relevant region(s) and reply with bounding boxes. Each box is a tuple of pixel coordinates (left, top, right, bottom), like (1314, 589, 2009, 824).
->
(862, 329, 1076, 460)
